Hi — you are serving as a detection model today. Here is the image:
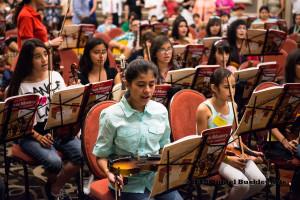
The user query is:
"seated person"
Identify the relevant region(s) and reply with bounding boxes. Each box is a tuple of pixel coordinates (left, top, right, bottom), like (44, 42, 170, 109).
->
(252, 6, 277, 24)
(228, 4, 245, 24)
(289, 13, 300, 34)
(169, 16, 194, 44)
(97, 14, 117, 34)
(93, 58, 183, 200)
(78, 37, 121, 85)
(205, 16, 222, 37)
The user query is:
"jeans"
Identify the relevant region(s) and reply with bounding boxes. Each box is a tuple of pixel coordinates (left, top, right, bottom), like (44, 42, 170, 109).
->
(19, 136, 81, 174)
(110, 188, 183, 200)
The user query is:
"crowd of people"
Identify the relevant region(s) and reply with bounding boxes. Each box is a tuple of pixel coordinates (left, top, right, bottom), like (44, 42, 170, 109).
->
(0, 0, 300, 200)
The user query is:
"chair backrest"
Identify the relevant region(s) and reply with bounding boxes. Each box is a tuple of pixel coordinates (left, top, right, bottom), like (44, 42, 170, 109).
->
(254, 82, 279, 92)
(288, 33, 298, 43)
(281, 38, 298, 54)
(107, 49, 116, 69)
(108, 28, 124, 40)
(197, 29, 206, 39)
(82, 101, 117, 179)
(93, 33, 112, 49)
(59, 49, 80, 84)
(5, 29, 17, 38)
(239, 60, 261, 70)
(188, 27, 197, 40)
(264, 49, 288, 78)
(169, 89, 206, 141)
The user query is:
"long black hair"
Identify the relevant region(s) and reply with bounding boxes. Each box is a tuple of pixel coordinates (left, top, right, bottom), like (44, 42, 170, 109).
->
(285, 49, 300, 83)
(150, 36, 176, 84)
(207, 40, 231, 66)
(7, 38, 48, 98)
(210, 67, 233, 88)
(171, 16, 189, 40)
(205, 17, 222, 37)
(227, 19, 247, 65)
(13, 0, 30, 24)
(79, 37, 110, 75)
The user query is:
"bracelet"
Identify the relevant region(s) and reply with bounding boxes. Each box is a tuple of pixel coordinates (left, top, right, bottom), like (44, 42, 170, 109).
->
(48, 39, 52, 47)
(35, 134, 40, 141)
(104, 168, 109, 174)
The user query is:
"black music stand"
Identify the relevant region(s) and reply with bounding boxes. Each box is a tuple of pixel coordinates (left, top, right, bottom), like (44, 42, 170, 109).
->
(0, 98, 40, 200)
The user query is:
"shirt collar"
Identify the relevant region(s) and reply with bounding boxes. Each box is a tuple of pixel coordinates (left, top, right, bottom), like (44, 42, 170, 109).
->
(120, 95, 153, 117)
(24, 5, 41, 18)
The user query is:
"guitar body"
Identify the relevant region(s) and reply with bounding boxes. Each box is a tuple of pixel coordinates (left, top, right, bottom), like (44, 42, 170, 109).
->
(112, 40, 128, 56)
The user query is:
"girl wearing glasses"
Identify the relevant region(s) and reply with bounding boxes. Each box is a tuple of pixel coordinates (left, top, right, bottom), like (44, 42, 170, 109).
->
(169, 16, 194, 45)
(150, 36, 178, 84)
(78, 37, 121, 85)
(227, 19, 258, 69)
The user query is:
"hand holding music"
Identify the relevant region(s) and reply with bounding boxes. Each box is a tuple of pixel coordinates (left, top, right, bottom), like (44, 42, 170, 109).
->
(228, 156, 247, 171)
(37, 133, 53, 149)
(107, 171, 124, 191)
(282, 139, 298, 154)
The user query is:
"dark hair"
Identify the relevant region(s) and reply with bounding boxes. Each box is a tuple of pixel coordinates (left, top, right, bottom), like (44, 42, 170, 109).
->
(79, 37, 110, 75)
(125, 58, 158, 84)
(141, 31, 158, 47)
(171, 16, 189, 40)
(205, 18, 222, 37)
(227, 19, 247, 65)
(13, 0, 30, 24)
(210, 67, 233, 88)
(81, 17, 98, 27)
(193, 13, 200, 18)
(151, 15, 157, 19)
(285, 49, 300, 83)
(150, 36, 176, 84)
(129, 12, 138, 22)
(130, 18, 139, 25)
(7, 38, 48, 97)
(259, 5, 269, 13)
(207, 40, 231, 66)
(220, 12, 230, 18)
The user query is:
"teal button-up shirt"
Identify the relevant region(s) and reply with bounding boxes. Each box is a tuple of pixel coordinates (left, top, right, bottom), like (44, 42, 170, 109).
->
(92, 96, 171, 193)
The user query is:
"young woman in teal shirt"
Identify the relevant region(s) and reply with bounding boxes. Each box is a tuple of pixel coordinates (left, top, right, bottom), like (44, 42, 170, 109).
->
(92, 59, 183, 200)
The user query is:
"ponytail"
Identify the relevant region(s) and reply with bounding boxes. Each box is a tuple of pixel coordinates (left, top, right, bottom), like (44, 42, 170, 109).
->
(13, 0, 29, 24)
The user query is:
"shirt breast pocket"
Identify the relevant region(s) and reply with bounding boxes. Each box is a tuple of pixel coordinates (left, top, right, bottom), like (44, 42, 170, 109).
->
(116, 128, 139, 152)
(148, 124, 165, 145)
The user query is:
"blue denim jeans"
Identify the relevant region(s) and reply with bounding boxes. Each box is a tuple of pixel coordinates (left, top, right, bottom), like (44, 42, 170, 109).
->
(19, 136, 81, 174)
(110, 188, 183, 200)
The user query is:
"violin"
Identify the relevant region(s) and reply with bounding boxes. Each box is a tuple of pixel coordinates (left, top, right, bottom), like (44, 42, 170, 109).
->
(67, 63, 79, 86)
(108, 154, 161, 177)
(285, 115, 300, 141)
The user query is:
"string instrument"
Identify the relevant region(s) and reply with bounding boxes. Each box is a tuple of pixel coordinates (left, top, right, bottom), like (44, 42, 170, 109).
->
(108, 154, 161, 177)
(112, 40, 128, 56)
(285, 115, 300, 141)
(136, 22, 140, 48)
(67, 63, 79, 86)
(47, 26, 61, 72)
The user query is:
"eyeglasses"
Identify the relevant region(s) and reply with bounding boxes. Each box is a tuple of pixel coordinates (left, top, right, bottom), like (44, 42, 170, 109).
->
(237, 26, 247, 30)
(158, 47, 173, 54)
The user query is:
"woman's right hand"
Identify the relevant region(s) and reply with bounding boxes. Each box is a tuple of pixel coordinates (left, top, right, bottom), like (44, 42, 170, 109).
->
(51, 37, 63, 47)
(37, 133, 53, 149)
(228, 156, 247, 171)
(107, 172, 124, 190)
(282, 139, 298, 154)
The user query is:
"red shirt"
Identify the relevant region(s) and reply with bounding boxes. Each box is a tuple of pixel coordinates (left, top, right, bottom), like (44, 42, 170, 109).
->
(17, 5, 47, 51)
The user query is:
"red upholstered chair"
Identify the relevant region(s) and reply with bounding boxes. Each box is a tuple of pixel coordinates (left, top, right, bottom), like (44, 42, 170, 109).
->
(239, 60, 261, 70)
(108, 28, 124, 40)
(59, 49, 80, 84)
(197, 29, 206, 39)
(189, 27, 197, 40)
(82, 101, 116, 200)
(169, 89, 226, 199)
(288, 33, 298, 43)
(281, 38, 298, 54)
(264, 49, 288, 78)
(107, 49, 116, 69)
(93, 33, 112, 50)
(5, 29, 17, 38)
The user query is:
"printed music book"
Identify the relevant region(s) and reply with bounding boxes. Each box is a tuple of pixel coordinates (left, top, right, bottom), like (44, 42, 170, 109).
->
(152, 23, 169, 36)
(191, 65, 220, 97)
(60, 24, 95, 49)
(0, 94, 40, 141)
(165, 68, 196, 87)
(173, 44, 205, 68)
(150, 125, 232, 198)
(234, 61, 278, 99)
(250, 22, 277, 30)
(246, 16, 257, 28)
(45, 79, 113, 130)
(151, 84, 172, 106)
(277, 19, 288, 33)
(235, 83, 300, 135)
(240, 29, 286, 56)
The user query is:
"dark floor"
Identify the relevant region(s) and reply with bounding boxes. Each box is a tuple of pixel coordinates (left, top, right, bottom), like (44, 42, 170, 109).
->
(1, 141, 293, 200)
